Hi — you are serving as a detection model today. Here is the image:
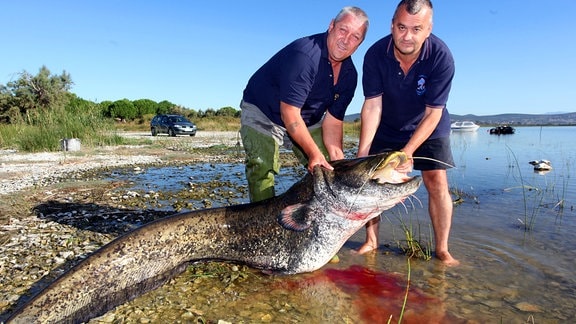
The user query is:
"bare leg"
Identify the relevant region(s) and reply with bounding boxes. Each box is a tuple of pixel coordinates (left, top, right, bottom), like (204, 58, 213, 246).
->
(423, 169, 459, 266)
(356, 216, 380, 254)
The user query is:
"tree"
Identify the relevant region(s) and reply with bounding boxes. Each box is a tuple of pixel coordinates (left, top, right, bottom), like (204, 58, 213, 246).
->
(202, 108, 216, 117)
(216, 106, 240, 117)
(0, 66, 73, 123)
(109, 99, 137, 121)
(99, 100, 114, 117)
(13, 66, 71, 111)
(66, 94, 99, 115)
(157, 100, 175, 115)
(133, 99, 157, 117)
(185, 109, 199, 119)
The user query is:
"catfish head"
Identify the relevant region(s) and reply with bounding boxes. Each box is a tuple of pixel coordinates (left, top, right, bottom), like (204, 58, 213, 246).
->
(279, 151, 422, 231)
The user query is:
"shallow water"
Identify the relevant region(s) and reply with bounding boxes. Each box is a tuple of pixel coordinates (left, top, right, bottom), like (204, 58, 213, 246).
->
(97, 126, 576, 323)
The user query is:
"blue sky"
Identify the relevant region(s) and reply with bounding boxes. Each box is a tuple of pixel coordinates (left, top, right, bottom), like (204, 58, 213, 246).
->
(1, 1, 574, 116)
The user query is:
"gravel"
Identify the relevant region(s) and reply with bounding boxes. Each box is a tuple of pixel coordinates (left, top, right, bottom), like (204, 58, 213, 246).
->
(0, 131, 240, 196)
(0, 131, 243, 322)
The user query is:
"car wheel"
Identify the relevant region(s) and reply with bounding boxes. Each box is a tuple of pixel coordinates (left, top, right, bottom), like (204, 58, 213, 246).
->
(189, 133, 196, 137)
(169, 128, 176, 137)
(151, 128, 158, 136)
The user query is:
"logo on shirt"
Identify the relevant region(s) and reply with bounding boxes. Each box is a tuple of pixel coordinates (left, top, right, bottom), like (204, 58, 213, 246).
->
(416, 75, 427, 96)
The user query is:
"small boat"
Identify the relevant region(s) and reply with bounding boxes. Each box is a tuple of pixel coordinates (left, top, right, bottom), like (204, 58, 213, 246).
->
(451, 121, 480, 132)
(489, 125, 515, 135)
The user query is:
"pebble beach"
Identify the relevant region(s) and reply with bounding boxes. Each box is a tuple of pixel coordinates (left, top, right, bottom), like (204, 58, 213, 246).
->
(0, 131, 242, 322)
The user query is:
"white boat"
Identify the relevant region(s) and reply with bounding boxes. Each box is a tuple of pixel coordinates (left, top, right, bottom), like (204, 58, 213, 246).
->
(451, 121, 480, 132)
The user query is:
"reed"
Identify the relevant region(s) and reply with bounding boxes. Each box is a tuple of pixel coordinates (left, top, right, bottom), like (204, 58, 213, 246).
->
(386, 210, 429, 324)
(547, 159, 571, 218)
(385, 208, 433, 261)
(0, 107, 122, 152)
(387, 257, 412, 324)
(506, 146, 545, 231)
(343, 119, 360, 137)
(450, 185, 479, 205)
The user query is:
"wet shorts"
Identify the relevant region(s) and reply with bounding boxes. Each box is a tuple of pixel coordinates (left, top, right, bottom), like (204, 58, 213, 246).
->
(369, 137, 455, 171)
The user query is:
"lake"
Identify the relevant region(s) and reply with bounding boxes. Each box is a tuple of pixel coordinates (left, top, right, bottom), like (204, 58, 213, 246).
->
(410, 126, 576, 322)
(99, 126, 575, 323)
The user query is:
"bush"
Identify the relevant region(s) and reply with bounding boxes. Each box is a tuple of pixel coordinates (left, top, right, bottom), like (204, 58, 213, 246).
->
(0, 99, 121, 151)
(109, 99, 137, 121)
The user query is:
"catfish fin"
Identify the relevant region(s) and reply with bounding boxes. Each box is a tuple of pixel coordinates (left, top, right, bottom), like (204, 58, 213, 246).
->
(278, 203, 312, 231)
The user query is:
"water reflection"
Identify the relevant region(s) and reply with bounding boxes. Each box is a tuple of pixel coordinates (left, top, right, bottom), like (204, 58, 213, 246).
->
(451, 128, 479, 144)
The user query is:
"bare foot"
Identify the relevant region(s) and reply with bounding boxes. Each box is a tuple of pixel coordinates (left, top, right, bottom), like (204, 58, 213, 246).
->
(436, 251, 460, 266)
(354, 243, 377, 255)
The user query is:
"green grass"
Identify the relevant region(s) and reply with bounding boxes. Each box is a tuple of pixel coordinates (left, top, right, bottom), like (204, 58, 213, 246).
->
(1, 111, 362, 152)
(1, 109, 131, 152)
(385, 209, 433, 262)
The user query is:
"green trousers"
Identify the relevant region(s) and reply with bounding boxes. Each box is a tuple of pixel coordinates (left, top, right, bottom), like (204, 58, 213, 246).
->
(240, 125, 328, 202)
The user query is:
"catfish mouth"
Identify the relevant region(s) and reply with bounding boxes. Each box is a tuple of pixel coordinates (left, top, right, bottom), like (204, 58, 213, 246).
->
(370, 151, 412, 184)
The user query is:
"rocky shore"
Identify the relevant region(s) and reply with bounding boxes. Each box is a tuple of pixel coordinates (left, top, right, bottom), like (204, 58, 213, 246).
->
(0, 130, 355, 322)
(0, 131, 246, 322)
(0, 131, 241, 195)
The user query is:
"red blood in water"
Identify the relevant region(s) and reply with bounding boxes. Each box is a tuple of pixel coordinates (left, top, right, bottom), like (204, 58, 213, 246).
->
(323, 265, 443, 323)
(277, 265, 458, 324)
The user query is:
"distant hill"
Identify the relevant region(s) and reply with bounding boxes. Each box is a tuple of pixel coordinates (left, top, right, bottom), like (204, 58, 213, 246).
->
(344, 112, 576, 126)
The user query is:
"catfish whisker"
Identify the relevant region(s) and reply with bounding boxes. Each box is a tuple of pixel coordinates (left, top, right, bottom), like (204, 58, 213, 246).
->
(409, 194, 423, 209)
(397, 195, 421, 214)
(398, 200, 409, 214)
(412, 156, 456, 168)
(345, 173, 373, 215)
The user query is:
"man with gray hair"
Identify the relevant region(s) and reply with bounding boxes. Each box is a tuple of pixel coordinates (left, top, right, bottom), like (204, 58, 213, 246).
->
(240, 7, 368, 202)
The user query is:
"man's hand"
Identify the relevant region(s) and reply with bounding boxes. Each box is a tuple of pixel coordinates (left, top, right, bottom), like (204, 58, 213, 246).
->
(395, 156, 413, 173)
(307, 152, 333, 173)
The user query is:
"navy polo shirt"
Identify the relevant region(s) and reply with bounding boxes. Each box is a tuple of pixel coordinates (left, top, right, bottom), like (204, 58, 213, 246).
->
(362, 33, 454, 142)
(242, 32, 358, 127)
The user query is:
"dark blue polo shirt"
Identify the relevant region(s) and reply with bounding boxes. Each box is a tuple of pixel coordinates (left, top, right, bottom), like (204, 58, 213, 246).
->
(242, 32, 358, 127)
(362, 33, 454, 142)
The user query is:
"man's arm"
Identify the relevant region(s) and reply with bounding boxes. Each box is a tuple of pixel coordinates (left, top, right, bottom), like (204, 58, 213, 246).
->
(357, 96, 382, 157)
(401, 105, 443, 157)
(321, 111, 344, 161)
(280, 101, 333, 172)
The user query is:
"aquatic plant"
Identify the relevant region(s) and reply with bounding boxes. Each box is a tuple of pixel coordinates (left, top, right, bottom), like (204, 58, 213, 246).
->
(550, 159, 571, 218)
(450, 185, 479, 205)
(506, 146, 544, 231)
(394, 257, 412, 324)
(385, 207, 433, 261)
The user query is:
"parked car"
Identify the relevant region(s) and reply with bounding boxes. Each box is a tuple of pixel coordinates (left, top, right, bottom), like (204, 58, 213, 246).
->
(150, 114, 197, 137)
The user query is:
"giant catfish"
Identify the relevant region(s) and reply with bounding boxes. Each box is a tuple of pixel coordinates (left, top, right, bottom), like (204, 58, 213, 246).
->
(6, 151, 421, 323)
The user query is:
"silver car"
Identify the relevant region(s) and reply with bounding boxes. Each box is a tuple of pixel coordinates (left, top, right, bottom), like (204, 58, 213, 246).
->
(150, 114, 197, 137)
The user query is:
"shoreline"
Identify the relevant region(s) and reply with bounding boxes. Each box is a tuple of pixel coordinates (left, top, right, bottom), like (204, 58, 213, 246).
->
(0, 131, 241, 196)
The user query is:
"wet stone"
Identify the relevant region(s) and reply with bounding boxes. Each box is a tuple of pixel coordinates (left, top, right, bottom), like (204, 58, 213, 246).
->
(514, 302, 542, 313)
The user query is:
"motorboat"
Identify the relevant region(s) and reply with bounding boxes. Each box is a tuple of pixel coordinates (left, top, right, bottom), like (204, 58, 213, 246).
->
(489, 125, 515, 135)
(451, 121, 480, 132)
